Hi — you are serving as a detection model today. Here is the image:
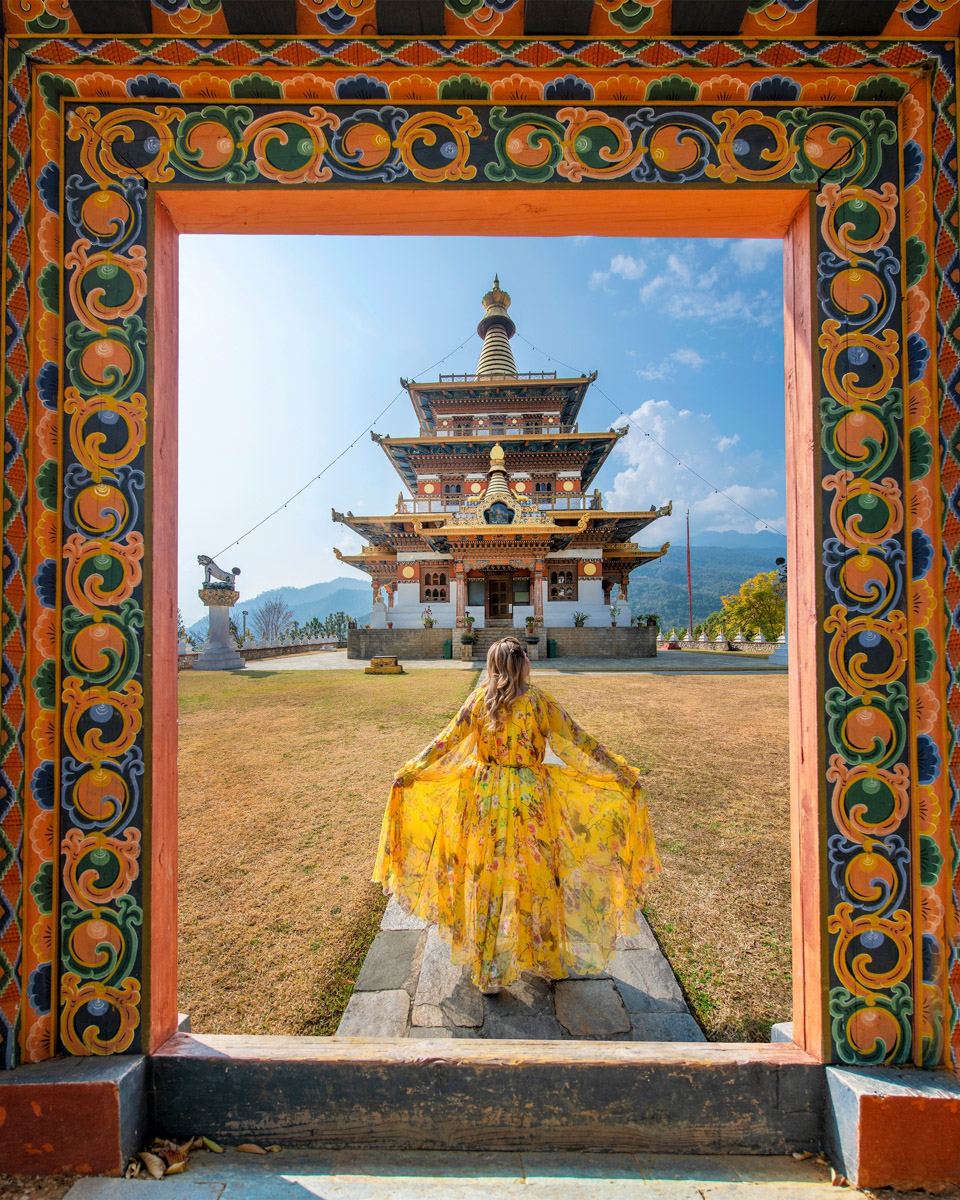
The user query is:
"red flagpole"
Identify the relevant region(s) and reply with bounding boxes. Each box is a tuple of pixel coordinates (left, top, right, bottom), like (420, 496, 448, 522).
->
(686, 509, 693, 639)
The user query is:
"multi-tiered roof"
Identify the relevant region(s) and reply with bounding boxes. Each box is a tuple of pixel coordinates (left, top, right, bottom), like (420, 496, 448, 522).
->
(333, 279, 670, 581)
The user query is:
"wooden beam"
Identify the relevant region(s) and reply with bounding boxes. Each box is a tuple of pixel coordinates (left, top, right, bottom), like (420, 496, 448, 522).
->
(221, 0, 297, 35)
(375, 0, 445, 35)
(671, 0, 749, 35)
(69, 0, 152, 33)
(524, 0, 594, 36)
(815, 0, 898, 35)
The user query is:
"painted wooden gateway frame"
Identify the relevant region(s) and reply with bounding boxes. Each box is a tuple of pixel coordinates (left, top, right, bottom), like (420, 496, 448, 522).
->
(0, 25, 958, 1090)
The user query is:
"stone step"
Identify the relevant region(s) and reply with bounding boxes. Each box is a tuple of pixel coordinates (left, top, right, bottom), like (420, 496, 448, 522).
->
(150, 1033, 823, 1154)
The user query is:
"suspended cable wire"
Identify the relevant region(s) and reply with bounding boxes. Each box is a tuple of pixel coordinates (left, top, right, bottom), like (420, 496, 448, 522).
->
(213, 331, 478, 558)
(516, 332, 783, 536)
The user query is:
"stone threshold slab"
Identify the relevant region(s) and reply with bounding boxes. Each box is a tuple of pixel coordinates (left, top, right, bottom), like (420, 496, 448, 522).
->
(150, 1033, 823, 1155)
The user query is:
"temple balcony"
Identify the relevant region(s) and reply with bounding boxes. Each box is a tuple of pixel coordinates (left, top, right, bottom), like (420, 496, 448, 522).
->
(403, 494, 601, 515)
(438, 370, 558, 383)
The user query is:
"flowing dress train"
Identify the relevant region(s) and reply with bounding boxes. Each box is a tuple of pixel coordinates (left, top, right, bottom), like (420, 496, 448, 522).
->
(373, 683, 661, 990)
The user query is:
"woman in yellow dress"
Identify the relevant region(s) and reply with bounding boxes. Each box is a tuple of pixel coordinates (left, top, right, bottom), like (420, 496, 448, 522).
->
(373, 636, 660, 993)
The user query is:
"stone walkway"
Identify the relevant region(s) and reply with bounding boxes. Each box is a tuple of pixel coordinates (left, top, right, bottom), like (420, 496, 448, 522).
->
(336, 900, 703, 1042)
(251, 649, 785, 674)
(62, 1149, 866, 1198)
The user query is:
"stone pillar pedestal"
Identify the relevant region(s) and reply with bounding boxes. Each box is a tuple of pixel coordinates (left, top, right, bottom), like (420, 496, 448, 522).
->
(370, 600, 387, 628)
(195, 587, 245, 671)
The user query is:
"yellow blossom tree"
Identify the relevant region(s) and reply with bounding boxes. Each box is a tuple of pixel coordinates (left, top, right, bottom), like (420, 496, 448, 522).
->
(719, 570, 785, 641)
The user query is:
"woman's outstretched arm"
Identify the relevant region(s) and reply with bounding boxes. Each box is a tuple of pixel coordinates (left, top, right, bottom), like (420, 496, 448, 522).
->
(537, 686, 640, 786)
(393, 687, 480, 786)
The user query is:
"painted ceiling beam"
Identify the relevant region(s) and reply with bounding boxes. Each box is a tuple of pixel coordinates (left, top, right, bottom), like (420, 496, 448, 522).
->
(221, 0, 297, 34)
(670, 1, 750, 35)
(815, 0, 899, 35)
(524, 0, 595, 36)
(375, 0, 446, 35)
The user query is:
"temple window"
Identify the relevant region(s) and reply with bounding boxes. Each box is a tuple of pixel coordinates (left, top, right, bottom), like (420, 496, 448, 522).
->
(548, 570, 577, 600)
(467, 579, 485, 606)
(453, 419, 471, 436)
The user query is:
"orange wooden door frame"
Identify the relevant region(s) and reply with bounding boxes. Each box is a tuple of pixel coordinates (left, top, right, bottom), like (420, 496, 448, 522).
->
(148, 184, 822, 1056)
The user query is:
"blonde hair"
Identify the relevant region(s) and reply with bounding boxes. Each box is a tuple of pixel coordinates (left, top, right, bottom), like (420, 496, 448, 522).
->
(483, 637, 528, 730)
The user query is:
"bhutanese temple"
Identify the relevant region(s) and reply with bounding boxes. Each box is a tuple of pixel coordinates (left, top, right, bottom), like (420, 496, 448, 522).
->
(333, 278, 671, 638)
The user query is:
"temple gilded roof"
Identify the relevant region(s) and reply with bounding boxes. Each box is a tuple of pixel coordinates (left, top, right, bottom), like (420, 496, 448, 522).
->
(371, 430, 625, 492)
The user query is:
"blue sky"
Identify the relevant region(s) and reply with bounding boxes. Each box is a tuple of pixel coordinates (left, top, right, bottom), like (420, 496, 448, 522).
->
(178, 234, 785, 623)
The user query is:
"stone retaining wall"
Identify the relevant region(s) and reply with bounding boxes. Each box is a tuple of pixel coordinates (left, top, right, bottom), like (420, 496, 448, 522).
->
(178, 640, 345, 669)
(348, 626, 656, 660)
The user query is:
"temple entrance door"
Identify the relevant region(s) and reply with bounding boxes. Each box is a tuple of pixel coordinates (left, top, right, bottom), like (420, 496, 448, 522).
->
(486, 577, 512, 619)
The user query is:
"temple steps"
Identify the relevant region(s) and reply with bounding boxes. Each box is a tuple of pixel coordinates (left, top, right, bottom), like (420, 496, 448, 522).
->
(471, 624, 524, 659)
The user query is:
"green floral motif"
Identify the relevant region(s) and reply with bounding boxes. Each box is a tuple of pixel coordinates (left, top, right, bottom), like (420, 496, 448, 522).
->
(37, 72, 77, 113)
(444, 0, 485, 16)
(854, 76, 908, 103)
(62, 599, 143, 690)
(606, 2, 654, 33)
(486, 108, 564, 184)
(905, 236, 929, 290)
(646, 75, 699, 102)
(29, 862, 54, 917)
(918, 834, 943, 886)
(174, 106, 259, 184)
(61, 895, 142, 985)
(438, 74, 490, 102)
(65, 315, 146, 401)
(26, 12, 69, 33)
(820, 390, 900, 477)
(909, 426, 934, 482)
(37, 263, 59, 318)
(36, 460, 59, 513)
(231, 74, 283, 101)
(782, 108, 896, 188)
(32, 659, 57, 710)
(913, 628, 936, 685)
(825, 682, 907, 768)
(829, 983, 913, 1066)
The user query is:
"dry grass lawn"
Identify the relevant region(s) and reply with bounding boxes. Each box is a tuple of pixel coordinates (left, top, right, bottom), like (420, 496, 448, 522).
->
(179, 667, 790, 1041)
(539, 671, 790, 1042)
(177, 668, 478, 1035)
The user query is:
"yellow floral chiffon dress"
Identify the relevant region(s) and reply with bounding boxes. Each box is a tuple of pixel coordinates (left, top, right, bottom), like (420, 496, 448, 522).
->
(373, 683, 660, 990)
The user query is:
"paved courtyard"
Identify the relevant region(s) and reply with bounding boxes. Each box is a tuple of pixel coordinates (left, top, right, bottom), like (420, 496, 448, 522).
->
(62, 1149, 864, 1198)
(244, 649, 785, 674)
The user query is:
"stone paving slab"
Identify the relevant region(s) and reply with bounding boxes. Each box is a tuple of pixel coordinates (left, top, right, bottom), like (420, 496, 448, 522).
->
(63, 1150, 867, 1199)
(338, 905, 704, 1041)
(412, 928, 484, 1028)
(337, 988, 411, 1037)
(354, 930, 425, 993)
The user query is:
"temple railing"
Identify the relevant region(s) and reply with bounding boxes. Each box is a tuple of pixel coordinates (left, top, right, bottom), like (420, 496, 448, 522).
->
(402, 494, 597, 514)
(437, 370, 557, 382)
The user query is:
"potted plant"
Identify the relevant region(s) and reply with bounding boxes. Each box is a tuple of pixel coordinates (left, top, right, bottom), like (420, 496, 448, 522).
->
(609, 600, 621, 627)
(643, 612, 660, 628)
(421, 606, 435, 628)
(460, 630, 477, 645)
(572, 611, 589, 627)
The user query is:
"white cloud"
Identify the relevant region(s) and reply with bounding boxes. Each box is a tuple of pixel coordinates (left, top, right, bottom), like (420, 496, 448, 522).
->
(638, 247, 780, 326)
(589, 270, 611, 291)
(672, 347, 705, 368)
(610, 253, 645, 280)
(603, 398, 784, 544)
(636, 346, 706, 381)
(729, 239, 781, 275)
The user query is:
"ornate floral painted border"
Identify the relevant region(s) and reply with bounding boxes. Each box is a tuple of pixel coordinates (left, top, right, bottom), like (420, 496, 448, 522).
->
(1, 33, 956, 1070)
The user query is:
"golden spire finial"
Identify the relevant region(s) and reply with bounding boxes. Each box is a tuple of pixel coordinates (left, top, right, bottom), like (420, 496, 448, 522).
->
(490, 442, 505, 468)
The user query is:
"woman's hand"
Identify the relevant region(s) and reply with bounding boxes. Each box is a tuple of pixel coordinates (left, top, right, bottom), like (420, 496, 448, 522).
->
(393, 770, 414, 789)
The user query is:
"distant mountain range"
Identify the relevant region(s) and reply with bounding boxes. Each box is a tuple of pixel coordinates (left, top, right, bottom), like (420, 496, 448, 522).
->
(628, 530, 786, 632)
(186, 533, 785, 638)
(186, 576, 370, 638)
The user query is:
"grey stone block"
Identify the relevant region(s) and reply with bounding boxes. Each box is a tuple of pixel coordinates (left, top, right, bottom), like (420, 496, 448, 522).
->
(631, 1012, 705, 1041)
(555, 979, 630, 1037)
(614, 913, 659, 952)
(335, 988, 411, 1037)
(407, 1026, 479, 1039)
(66, 1184, 225, 1199)
(353, 930, 425, 994)
(770, 1020, 793, 1043)
(482, 1006, 567, 1040)
(412, 928, 483, 1028)
(609, 948, 687, 1013)
(493, 972, 554, 1016)
(380, 899, 430, 931)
